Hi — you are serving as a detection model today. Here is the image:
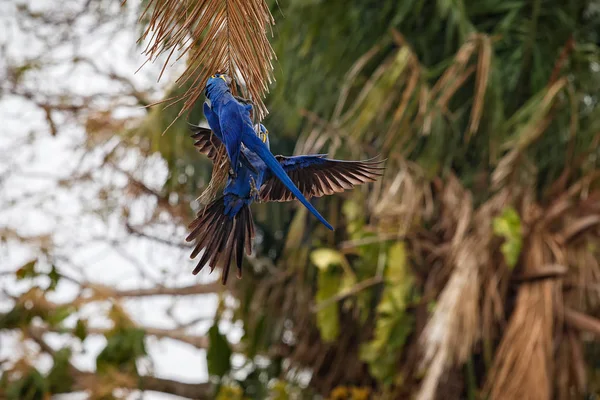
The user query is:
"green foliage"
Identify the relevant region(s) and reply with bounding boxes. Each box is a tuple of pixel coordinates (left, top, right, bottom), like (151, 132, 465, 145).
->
(207, 322, 232, 378)
(47, 266, 61, 292)
(360, 242, 415, 384)
(3, 368, 48, 400)
(96, 327, 147, 375)
(215, 383, 244, 400)
(269, 380, 291, 400)
(15, 260, 38, 280)
(46, 305, 74, 327)
(15, 261, 61, 292)
(492, 206, 523, 269)
(0, 305, 37, 330)
(315, 268, 341, 342)
(311, 248, 350, 271)
(268, 0, 430, 133)
(133, 0, 600, 397)
(311, 248, 357, 342)
(0, 301, 73, 331)
(74, 319, 88, 342)
(47, 348, 74, 394)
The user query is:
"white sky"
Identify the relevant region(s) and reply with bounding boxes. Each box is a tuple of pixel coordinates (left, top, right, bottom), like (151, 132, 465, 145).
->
(0, 1, 240, 398)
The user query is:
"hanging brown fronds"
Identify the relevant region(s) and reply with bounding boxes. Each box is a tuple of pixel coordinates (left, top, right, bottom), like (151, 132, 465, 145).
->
(138, 0, 276, 120)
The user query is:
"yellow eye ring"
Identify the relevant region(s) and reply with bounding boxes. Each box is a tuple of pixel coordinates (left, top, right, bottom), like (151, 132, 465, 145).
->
(210, 74, 227, 83)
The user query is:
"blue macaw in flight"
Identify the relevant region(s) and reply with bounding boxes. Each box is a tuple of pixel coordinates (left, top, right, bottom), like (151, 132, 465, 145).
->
(186, 123, 384, 284)
(203, 73, 334, 231)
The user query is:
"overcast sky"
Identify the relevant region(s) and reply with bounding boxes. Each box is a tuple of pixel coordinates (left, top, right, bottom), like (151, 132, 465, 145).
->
(0, 1, 240, 398)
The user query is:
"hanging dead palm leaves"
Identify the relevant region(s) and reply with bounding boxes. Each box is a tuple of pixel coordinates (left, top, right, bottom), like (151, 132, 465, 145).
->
(138, 0, 276, 121)
(133, 0, 277, 203)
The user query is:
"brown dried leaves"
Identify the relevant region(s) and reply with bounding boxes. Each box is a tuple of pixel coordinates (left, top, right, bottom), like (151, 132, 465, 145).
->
(139, 0, 276, 120)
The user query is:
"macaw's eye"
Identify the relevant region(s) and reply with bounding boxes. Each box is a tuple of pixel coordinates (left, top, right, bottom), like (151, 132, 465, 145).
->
(264, 130, 269, 135)
(210, 74, 217, 79)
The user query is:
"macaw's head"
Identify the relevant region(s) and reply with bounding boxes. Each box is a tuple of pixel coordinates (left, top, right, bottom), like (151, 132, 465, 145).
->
(205, 73, 232, 99)
(256, 123, 270, 148)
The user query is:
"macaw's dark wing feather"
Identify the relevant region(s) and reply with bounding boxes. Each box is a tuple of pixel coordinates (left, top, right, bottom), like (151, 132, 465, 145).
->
(188, 123, 225, 162)
(186, 195, 254, 284)
(189, 123, 259, 174)
(260, 155, 385, 202)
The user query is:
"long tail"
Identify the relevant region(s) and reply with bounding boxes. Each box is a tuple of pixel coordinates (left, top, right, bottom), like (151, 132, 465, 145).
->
(242, 130, 334, 231)
(185, 195, 254, 284)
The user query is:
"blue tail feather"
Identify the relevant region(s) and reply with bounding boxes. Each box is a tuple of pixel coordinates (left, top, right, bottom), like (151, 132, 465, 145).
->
(242, 129, 334, 231)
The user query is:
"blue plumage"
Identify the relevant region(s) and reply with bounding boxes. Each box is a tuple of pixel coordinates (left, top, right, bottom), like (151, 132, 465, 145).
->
(204, 74, 334, 230)
(187, 118, 384, 284)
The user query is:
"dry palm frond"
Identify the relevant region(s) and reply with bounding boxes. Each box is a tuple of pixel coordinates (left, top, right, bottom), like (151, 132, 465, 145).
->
(485, 209, 556, 400)
(491, 78, 567, 189)
(372, 160, 431, 234)
(467, 34, 492, 138)
(138, 0, 276, 121)
(417, 176, 493, 400)
(331, 31, 493, 155)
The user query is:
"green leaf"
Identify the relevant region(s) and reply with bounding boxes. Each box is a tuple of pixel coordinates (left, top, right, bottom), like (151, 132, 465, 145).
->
(0, 305, 34, 329)
(359, 313, 414, 384)
(5, 368, 48, 400)
(47, 265, 61, 292)
(48, 347, 73, 393)
(315, 268, 341, 342)
(74, 319, 88, 342)
(310, 248, 348, 271)
(492, 206, 522, 269)
(215, 383, 244, 400)
(47, 305, 75, 327)
(207, 322, 232, 378)
(359, 242, 415, 384)
(269, 380, 290, 400)
(16, 260, 38, 281)
(96, 327, 146, 375)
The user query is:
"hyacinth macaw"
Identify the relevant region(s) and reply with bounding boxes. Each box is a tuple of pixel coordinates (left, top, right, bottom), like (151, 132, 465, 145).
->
(203, 73, 334, 231)
(186, 122, 384, 284)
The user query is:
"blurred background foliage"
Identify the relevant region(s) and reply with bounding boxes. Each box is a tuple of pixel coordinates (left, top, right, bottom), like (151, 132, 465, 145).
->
(129, 0, 600, 398)
(2, 0, 600, 399)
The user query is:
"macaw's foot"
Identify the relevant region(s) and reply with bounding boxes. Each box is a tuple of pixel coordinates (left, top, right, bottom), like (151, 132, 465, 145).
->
(228, 167, 237, 179)
(249, 177, 260, 199)
(234, 95, 253, 105)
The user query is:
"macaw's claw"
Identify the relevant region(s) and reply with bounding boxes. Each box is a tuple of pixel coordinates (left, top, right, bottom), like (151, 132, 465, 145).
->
(229, 167, 237, 179)
(249, 177, 260, 199)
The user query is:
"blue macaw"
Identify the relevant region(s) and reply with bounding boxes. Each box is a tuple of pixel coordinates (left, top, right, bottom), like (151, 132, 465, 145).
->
(186, 122, 384, 284)
(203, 73, 334, 231)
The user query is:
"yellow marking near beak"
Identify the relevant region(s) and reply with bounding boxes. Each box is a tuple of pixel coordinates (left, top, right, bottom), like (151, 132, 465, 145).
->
(261, 133, 267, 143)
(218, 75, 227, 83)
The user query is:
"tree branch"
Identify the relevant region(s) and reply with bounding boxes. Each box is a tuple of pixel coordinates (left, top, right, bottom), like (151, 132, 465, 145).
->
(72, 371, 214, 399)
(27, 326, 214, 399)
(28, 323, 211, 350)
(85, 281, 222, 298)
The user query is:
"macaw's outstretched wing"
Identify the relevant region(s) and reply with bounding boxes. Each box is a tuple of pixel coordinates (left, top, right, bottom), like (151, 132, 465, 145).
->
(260, 155, 385, 202)
(242, 132, 334, 230)
(189, 123, 225, 162)
(189, 123, 258, 174)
